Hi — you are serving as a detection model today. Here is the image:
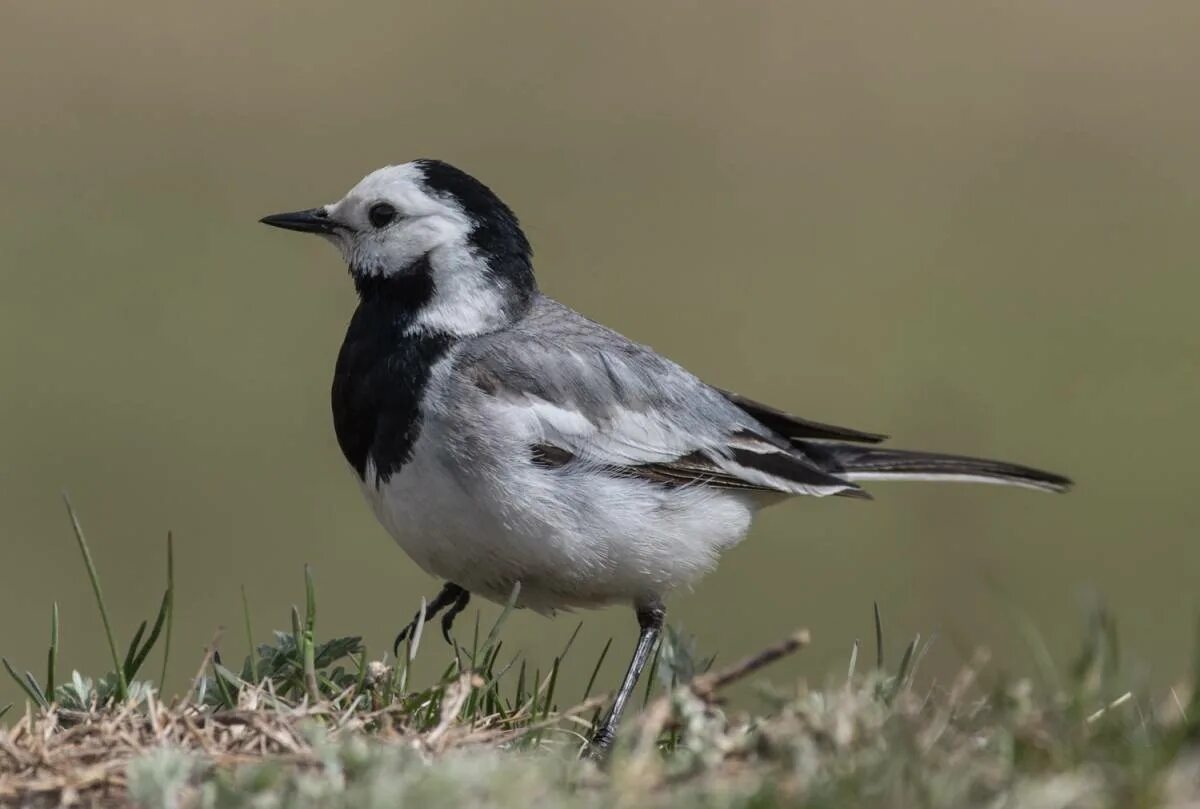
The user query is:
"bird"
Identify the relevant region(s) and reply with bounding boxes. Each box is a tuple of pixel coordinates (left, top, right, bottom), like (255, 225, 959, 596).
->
(260, 159, 1071, 752)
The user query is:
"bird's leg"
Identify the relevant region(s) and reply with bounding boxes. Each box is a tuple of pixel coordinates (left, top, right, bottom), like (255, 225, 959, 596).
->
(588, 599, 665, 755)
(393, 582, 467, 655)
(440, 588, 471, 645)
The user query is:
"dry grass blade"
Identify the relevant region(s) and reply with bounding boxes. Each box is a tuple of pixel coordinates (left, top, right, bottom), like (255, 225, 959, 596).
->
(690, 629, 811, 700)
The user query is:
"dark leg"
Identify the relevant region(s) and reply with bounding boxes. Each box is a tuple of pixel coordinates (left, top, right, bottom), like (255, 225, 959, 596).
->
(439, 588, 471, 645)
(589, 599, 665, 754)
(393, 582, 468, 655)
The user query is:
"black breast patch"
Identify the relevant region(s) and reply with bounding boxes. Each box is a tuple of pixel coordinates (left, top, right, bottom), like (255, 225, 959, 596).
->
(331, 267, 454, 483)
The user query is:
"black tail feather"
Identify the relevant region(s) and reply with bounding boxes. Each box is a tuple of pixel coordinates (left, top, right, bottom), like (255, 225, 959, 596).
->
(802, 442, 1072, 493)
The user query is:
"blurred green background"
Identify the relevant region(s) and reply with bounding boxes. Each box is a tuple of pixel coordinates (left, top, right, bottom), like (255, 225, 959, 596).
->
(2, 1, 1197, 710)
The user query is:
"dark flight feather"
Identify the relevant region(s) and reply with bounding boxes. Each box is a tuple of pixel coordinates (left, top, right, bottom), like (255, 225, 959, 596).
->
(530, 442, 869, 499)
(720, 389, 888, 445)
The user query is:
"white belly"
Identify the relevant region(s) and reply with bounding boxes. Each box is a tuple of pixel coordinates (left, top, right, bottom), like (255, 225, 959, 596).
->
(360, 427, 758, 614)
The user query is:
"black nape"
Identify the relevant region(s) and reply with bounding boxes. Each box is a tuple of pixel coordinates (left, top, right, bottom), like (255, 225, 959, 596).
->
(414, 159, 537, 299)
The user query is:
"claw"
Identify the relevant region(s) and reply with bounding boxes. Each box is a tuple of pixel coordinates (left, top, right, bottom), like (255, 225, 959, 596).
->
(392, 623, 415, 657)
(587, 725, 616, 759)
(440, 589, 471, 645)
(391, 583, 469, 657)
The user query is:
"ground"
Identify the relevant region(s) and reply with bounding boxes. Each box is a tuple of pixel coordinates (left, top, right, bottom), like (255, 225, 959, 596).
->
(3, 522, 1197, 808)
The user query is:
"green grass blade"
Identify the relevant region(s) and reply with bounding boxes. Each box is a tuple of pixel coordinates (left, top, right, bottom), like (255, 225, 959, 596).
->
(874, 601, 884, 670)
(158, 532, 175, 691)
(123, 621, 148, 681)
(896, 634, 920, 684)
(353, 647, 369, 698)
(541, 657, 561, 721)
(482, 652, 518, 717)
(213, 662, 247, 693)
(479, 582, 521, 663)
(469, 610, 480, 669)
(47, 602, 59, 698)
(211, 659, 236, 709)
(906, 633, 935, 689)
(530, 667, 541, 717)
(558, 622, 583, 663)
(127, 588, 170, 682)
(3, 658, 48, 710)
(0, 704, 11, 721)
(63, 493, 127, 700)
(482, 641, 503, 683)
(482, 583, 520, 648)
(514, 658, 527, 710)
(581, 637, 612, 703)
(1008, 602, 1063, 696)
(24, 673, 47, 709)
(302, 565, 319, 702)
(241, 585, 258, 684)
(642, 641, 662, 708)
(886, 634, 921, 704)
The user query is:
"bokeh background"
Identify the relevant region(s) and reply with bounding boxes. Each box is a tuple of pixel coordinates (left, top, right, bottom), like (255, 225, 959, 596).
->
(2, 1, 1197, 710)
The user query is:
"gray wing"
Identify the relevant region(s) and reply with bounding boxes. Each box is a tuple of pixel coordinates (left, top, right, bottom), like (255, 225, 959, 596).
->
(449, 298, 866, 499)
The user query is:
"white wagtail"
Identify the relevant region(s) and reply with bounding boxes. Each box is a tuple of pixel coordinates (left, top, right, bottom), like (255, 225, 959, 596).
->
(260, 160, 1070, 750)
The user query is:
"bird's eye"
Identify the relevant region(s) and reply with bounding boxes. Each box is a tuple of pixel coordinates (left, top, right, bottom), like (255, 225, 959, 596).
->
(368, 202, 398, 228)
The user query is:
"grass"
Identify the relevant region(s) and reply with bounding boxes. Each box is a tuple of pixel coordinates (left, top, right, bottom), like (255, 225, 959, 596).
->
(2, 505, 1200, 808)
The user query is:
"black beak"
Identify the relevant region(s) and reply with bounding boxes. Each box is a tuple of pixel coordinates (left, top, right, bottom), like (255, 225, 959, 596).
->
(259, 207, 340, 234)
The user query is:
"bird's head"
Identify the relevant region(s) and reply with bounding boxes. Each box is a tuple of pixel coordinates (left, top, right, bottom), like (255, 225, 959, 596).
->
(261, 160, 535, 336)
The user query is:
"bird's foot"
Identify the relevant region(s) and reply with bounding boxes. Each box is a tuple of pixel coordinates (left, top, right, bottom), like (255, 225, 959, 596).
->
(584, 722, 618, 762)
(392, 621, 419, 657)
(391, 583, 470, 656)
(440, 589, 471, 645)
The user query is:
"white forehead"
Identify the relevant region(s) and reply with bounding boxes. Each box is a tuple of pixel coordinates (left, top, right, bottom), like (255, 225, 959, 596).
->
(328, 163, 466, 220)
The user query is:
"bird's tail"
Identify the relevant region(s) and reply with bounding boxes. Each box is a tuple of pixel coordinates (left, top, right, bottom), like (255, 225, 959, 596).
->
(802, 442, 1072, 494)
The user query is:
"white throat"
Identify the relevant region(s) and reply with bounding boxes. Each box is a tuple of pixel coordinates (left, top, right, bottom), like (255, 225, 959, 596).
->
(406, 246, 512, 338)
